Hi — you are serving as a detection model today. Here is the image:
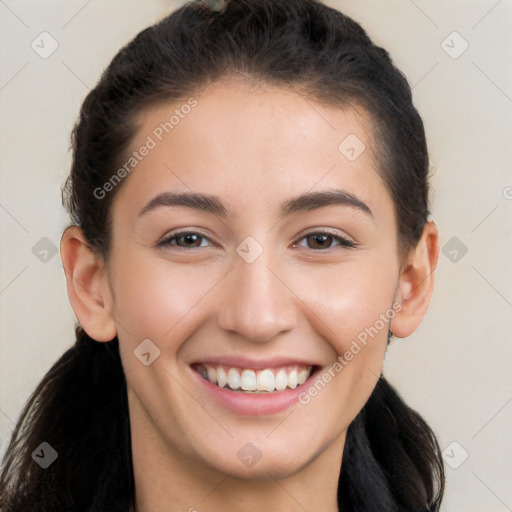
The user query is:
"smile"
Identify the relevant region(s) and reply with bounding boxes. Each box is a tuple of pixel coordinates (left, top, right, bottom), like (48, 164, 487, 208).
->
(193, 364, 314, 393)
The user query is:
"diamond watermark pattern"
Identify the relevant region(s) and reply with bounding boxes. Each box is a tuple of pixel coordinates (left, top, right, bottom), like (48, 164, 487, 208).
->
(32, 237, 58, 263)
(442, 236, 468, 263)
(237, 442, 262, 468)
(338, 134, 366, 162)
(31, 32, 59, 59)
(442, 441, 469, 469)
(134, 338, 161, 366)
(31, 442, 58, 469)
(236, 236, 264, 264)
(441, 31, 469, 59)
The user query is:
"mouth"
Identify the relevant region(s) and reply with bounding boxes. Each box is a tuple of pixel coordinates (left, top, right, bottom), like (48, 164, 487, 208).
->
(191, 363, 316, 393)
(189, 359, 322, 416)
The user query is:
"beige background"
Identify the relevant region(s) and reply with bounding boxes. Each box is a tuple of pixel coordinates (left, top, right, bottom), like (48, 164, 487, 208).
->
(1, 1, 511, 510)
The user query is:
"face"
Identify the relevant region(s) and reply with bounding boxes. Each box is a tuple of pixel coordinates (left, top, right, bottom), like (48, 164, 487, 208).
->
(104, 81, 402, 479)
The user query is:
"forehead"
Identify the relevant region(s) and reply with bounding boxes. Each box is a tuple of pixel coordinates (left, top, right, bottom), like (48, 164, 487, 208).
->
(111, 80, 390, 223)
(137, 80, 375, 164)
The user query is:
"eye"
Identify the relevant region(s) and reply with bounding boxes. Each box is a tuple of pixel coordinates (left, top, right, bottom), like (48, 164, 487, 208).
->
(157, 229, 356, 251)
(294, 231, 357, 251)
(158, 230, 213, 249)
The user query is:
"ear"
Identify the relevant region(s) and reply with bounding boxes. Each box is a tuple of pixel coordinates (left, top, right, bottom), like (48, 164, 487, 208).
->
(60, 226, 117, 342)
(390, 220, 440, 338)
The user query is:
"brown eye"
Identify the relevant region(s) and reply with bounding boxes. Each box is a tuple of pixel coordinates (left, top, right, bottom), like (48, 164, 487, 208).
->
(306, 233, 334, 249)
(159, 231, 211, 248)
(175, 233, 203, 247)
(296, 231, 356, 251)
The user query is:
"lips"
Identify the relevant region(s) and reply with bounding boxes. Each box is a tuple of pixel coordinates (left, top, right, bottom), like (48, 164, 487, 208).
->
(189, 359, 322, 416)
(193, 363, 314, 393)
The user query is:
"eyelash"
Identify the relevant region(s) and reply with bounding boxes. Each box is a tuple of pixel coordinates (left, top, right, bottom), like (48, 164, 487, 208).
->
(158, 229, 357, 251)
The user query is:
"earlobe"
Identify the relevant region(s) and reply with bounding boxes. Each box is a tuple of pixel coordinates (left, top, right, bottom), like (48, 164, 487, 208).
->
(60, 226, 117, 342)
(390, 221, 440, 338)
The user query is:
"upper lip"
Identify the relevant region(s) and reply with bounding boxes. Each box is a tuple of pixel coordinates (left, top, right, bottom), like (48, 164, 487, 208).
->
(191, 355, 320, 370)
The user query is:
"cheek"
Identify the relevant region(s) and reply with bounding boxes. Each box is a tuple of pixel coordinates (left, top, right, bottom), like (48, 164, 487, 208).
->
(274, 260, 397, 444)
(110, 254, 225, 355)
(291, 258, 398, 350)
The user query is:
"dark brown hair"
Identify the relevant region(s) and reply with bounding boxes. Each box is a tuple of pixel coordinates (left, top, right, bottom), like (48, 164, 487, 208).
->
(0, 1, 444, 510)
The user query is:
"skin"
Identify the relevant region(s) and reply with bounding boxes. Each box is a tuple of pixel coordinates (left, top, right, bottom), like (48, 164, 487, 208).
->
(61, 80, 439, 511)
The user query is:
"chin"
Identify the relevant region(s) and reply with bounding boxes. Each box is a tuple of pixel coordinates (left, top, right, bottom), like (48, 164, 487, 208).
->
(219, 456, 310, 481)
(194, 435, 325, 481)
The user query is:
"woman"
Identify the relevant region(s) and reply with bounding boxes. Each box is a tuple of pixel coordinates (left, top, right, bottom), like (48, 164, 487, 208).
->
(0, 0, 445, 510)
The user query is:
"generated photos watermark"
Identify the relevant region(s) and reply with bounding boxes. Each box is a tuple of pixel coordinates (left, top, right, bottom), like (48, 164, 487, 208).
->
(93, 97, 198, 200)
(298, 301, 402, 405)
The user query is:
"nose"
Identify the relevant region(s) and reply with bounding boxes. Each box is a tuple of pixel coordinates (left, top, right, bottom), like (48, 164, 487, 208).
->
(216, 246, 297, 343)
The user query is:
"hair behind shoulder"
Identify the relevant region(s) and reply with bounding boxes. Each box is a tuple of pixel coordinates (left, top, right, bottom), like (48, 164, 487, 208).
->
(0, 327, 133, 511)
(340, 376, 445, 511)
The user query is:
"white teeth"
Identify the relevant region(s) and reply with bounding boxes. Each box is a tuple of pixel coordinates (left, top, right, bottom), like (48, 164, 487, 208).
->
(207, 366, 217, 384)
(287, 369, 298, 389)
(227, 368, 240, 390)
(217, 367, 227, 388)
(197, 364, 314, 392)
(297, 368, 309, 385)
(256, 369, 275, 392)
(274, 369, 288, 391)
(240, 370, 257, 391)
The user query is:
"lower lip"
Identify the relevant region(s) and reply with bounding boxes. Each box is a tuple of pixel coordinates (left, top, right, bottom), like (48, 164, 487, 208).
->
(190, 366, 320, 416)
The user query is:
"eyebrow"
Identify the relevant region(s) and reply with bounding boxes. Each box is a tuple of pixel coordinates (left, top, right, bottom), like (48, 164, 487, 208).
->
(138, 189, 373, 219)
